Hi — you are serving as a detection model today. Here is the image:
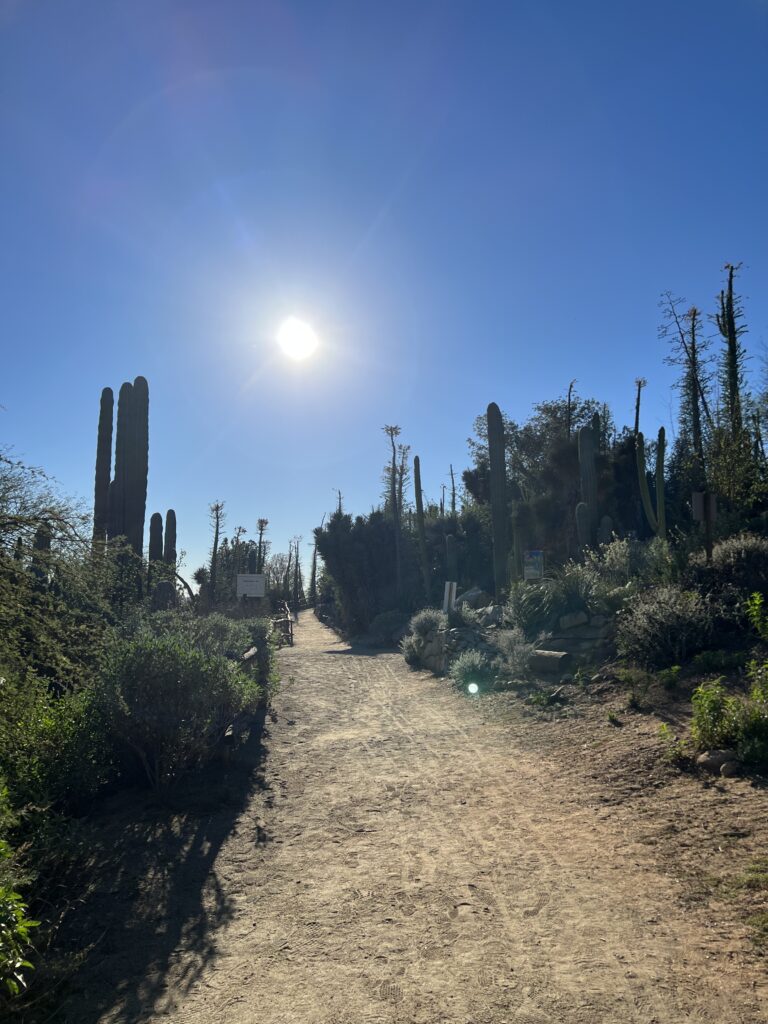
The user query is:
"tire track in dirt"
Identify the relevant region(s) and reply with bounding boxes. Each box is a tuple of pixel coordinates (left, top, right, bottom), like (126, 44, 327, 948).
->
(92, 614, 765, 1024)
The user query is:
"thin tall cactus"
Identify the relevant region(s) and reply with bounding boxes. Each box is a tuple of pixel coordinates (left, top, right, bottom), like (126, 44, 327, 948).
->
(163, 509, 177, 565)
(413, 455, 431, 601)
(636, 427, 667, 538)
(487, 402, 508, 600)
(93, 387, 113, 544)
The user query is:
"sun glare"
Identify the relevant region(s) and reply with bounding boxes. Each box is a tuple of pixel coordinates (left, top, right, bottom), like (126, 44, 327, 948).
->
(277, 316, 319, 361)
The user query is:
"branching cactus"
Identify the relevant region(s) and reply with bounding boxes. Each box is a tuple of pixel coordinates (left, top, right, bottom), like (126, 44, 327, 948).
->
(413, 455, 432, 601)
(487, 402, 509, 599)
(108, 381, 134, 542)
(636, 428, 666, 538)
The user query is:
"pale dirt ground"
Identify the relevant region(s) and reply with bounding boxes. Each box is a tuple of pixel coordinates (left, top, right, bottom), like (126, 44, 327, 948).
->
(55, 612, 767, 1024)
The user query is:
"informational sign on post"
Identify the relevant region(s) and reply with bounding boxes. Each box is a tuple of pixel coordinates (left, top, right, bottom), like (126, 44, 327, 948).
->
(236, 573, 266, 598)
(443, 581, 457, 612)
(523, 550, 545, 581)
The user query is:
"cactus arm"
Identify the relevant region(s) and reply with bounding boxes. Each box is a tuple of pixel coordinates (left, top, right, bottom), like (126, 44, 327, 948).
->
(413, 456, 432, 600)
(93, 387, 113, 543)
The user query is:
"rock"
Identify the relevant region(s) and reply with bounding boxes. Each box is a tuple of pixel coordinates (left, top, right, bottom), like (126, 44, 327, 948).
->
(590, 615, 608, 628)
(590, 673, 603, 683)
(456, 587, 493, 610)
(529, 650, 572, 675)
(559, 611, 589, 631)
(696, 749, 739, 773)
(720, 761, 741, 777)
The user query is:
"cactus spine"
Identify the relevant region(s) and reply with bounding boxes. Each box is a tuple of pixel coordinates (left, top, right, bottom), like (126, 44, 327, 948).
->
(413, 455, 431, 600)
(93, 387, 113, 543)
(163, 509, 177, 565)
(636, 427, 666, 538)
(487, 402, 508, 600)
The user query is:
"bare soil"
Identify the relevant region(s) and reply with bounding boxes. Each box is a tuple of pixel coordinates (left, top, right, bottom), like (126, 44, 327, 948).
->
(43, 613, 768, 1023)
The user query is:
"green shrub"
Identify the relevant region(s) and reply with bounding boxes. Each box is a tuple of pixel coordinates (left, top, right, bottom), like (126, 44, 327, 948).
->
(400, 634, 421, 667)
(691, 648, 745, 675)
(0, 856, 38, 998)
(96, 632, 260, 789)
(688, 532, 768, 597)
(0, 667, 107, 812)
(616, 585, 713, 668)
(409, 608, 447, 639)
(493, 627, 534, 679)
(448, 650, 495, 692)
(691, 679, 742, 750)
(185, 614, 252, 660)
(505, 562, 609, 638)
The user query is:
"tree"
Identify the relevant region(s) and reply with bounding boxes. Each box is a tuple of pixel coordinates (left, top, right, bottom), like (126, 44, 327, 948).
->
(382, 426, 403, 596)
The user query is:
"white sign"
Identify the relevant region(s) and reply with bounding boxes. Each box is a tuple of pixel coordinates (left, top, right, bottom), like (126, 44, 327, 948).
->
(237, 574, 266, 598)
(443, 581, 457, 612)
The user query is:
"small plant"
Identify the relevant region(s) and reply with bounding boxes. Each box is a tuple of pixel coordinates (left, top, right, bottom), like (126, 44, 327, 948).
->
(400, 634, 421, 668)
(606, 709, 623, 727)
(448, 650, 495, 693)
(690, 678, 742, 751)
(658, 665, 682, 690)
(493, 627, 534, 679)
(615, 665, 652, 710)
(409, 608, 447, 639)
(658, 723, 687, 764)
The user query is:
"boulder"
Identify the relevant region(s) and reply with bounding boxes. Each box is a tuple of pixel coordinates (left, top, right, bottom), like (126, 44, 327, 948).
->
(720, 761, 741, 778)
(696, 749, 739, 773)
(456, 587, 493, 610)
(529, 650, 572, 675)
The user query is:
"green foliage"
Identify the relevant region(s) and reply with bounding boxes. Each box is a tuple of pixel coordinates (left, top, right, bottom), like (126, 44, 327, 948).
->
(689, 533, 768, 598)
(95, 630, 260, 789)
(409, 608, 447, 638)
(505, 562, 607, 638)
(691, 678, 742, 750)
(0, 858, 39, 997)
(658, 723, 687, 764)
(448, 650, 495, 692)
(658, 664, 682, 690)
(367, 610, 408, 645)
(616, 585, 713, 668)
(691, 648, 745, 675)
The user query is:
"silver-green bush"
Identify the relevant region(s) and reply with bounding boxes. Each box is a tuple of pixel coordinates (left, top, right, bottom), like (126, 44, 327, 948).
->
(616, 585, 713, 668)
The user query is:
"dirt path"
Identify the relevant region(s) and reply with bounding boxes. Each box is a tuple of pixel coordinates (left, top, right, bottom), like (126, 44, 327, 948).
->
(78, 613, 765, 1024)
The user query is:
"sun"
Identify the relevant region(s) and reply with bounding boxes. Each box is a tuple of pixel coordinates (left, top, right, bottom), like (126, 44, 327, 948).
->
(277, 316, 320, 361)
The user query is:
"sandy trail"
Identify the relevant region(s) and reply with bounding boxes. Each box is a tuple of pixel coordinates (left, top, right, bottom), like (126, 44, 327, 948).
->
(88, 612, 764, 1024)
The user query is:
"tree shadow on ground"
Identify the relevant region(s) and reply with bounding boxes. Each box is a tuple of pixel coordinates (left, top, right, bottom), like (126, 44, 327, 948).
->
(34, 704, 270, 1024)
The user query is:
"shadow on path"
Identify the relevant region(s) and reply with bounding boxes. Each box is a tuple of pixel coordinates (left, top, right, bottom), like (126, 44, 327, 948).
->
(46, 704, 270, 1024)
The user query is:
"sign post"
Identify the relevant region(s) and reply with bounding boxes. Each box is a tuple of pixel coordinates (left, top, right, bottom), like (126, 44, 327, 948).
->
(443, 581, 457, 613)
(523, 550, 544, 581)
(236, 574, 266, 599)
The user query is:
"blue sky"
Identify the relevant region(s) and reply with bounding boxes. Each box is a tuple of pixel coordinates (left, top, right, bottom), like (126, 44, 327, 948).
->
(2, 0, 767, 577)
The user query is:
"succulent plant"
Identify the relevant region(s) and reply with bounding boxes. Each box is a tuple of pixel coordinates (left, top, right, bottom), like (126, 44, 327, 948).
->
(636, 427, 666, 538)
(163, 509, 177, 565)
(93, 387, 113, 544)
(148, 512, 163, 562)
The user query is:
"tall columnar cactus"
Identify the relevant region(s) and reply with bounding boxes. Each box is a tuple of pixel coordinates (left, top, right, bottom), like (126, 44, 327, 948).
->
(413, 455, 431, 600)
(148, 513, 164, 562)
(487, 402, 508, 600)
(575, 502, 591, 549)
(577, 418, 599, 544)
(108, 381, 133, 542)
(445, 533, 458, 584)
(163, 509, 177, 565)
(126, 376, 149, 557)
(636, 427, 667, 538)
(93, 387, 113, 543)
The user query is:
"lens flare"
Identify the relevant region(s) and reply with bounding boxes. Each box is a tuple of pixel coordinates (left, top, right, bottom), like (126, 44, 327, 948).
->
(467, 682, 479, 695)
